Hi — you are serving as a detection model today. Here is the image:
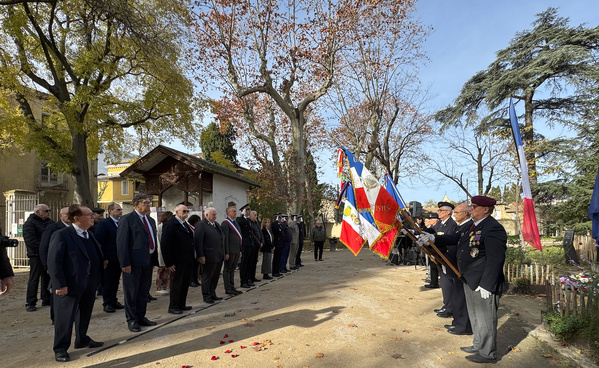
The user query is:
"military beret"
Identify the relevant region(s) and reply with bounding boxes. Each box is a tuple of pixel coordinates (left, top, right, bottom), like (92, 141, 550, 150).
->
(92, 207, 105, 214)
(471, 195, 496, 207)
(437, 201, 455, 210)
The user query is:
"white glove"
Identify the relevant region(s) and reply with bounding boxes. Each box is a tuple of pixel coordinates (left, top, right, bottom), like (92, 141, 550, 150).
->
(400, 228, 415, 235)
(416, 233, 435, 246)
(475, 286, 491, 299)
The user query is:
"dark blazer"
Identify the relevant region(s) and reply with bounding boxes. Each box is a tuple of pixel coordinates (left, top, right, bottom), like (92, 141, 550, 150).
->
(250, 220, 263, 247)
(261, 227, 273, 253)
(40, 221, 67, 270)
(23, 213, 55, 257)
(237, 215, 252, 246)
(271, 221, 285, 248)
(221, 218, 242, 254)
(436, 216, 507, 292)
(161, 216, 194, 266)
(47, 226, 103, 296)
(0, 229, 14, 279)
(117, 211, 157, 267)
(194, 219, 224, 262)
(94, 217, 119, 264)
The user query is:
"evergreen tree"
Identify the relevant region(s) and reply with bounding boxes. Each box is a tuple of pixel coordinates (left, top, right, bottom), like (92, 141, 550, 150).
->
(199, 122, 238, 166)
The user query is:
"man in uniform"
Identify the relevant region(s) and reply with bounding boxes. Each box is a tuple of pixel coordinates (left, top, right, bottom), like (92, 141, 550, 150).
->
(270, 215, 285, 277)
(420, 196, 507, 363)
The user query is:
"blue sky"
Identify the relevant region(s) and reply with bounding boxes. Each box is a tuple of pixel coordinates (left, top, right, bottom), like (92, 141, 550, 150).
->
(374, 0, 598, 205)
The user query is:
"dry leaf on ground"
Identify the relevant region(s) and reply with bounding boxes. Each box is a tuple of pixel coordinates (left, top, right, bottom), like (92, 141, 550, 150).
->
(347, 323, 358, 328)
(390, 337, 403, 341)
(241, 318, 253, 322)
(403, 329, 411, 333)
(391, 353, 404, 359)
(315, 352, 325, 358)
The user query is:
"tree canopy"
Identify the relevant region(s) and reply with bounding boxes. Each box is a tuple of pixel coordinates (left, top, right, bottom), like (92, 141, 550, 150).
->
(0, 0, 201, 205)
(435, 7, 599, 181)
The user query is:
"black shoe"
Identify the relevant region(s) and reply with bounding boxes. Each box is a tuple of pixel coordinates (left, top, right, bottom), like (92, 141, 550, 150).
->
(233, 289, 243, 295)
(103, 305, 116, 313)
(147, 295, 157, 301)
(128, 321, 141, 332)
(273, 273, 282, 277)
(241, 284, 251, 288)
(263, 274, 273, 280)
(465, 354, 496, 363)
(74, 339, 104, 349)
(434, 308, 446, 313)
(138, 317, 157, 326)
(190, 282, 200, 287)
(437, 312, 453, 318)
(226, 290, 236, 295)
(204, 298, 215, 304)
(280, 269, 288, 273)
(460, 346, 478, 354)
(449, 329, 473, 335)
(26, 305, 37, 312)
(425, 284, 440, 289)
(115, 301, 125, 309)
(211, 296, 223, 301)
(247, 281, 255, 286)
(290, 266, 298, 270)
(298, 264, 304, 267)
(444, 324, 454, 330)
(55, 351, 70, 362)
(168, 308, 183, 314)
(252, 278, 261, 282)
(181, 305, 192, 310)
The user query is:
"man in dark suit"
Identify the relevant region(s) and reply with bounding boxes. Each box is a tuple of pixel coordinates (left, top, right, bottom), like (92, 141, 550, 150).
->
(194, 207, 226, 303)
(422, 196, 507, 364)
(39, 207, 70, 323)
(237, 206, 255, 287)
(161, 204, 195, 314)
(47, 205, 106, 362)
(117, 193, 158, 332)
(221, 206, 242, 295)
(270, 215, 285, 277)
(95, 203, 124, 313)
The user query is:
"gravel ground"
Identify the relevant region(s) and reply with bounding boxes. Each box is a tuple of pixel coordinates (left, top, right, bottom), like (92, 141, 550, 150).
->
(0, 248, 594, 367)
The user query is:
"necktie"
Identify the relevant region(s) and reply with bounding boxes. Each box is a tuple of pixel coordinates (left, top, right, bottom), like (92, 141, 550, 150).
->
(183, 222, 190, 232)
(142, 216, 155, 251)
(468, 223, 475, 232)
(82, 231, 88, 239)
(115, 220, 118, 227)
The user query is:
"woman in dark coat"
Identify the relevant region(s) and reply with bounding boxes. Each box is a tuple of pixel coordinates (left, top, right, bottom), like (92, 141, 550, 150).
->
(260, 218, 273, 279)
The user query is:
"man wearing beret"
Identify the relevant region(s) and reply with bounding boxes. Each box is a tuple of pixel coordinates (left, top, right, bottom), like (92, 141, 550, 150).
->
(419, 196, 507, 363)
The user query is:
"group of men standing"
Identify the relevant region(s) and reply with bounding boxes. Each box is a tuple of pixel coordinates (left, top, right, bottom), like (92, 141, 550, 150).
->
(417, 196, 507, 364)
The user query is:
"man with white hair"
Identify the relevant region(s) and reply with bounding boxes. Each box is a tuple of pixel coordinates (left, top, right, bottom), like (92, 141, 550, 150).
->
(194, 207, 226, 303)
(24, 203, 55, 312)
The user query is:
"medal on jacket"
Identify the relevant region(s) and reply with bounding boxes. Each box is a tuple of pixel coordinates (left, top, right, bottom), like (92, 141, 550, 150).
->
(470, 247, 479, 258)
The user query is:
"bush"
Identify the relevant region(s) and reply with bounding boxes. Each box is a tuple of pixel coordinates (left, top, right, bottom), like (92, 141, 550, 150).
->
(544, 311, 585, 340)
(513, 277, 531, 294)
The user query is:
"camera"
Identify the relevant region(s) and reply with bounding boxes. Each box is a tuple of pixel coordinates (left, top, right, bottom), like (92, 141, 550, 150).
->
(0, 235, 18, 248)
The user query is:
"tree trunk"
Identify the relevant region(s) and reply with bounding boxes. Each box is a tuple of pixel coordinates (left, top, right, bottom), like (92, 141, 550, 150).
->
(523, 93, 537, 184)
(70, 132, 94, 206)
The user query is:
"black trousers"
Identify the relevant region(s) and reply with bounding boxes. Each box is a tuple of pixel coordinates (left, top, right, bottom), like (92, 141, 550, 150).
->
(451, 277, 472, 332)
(26, 256, 50, 306)
(429, 263, 439, 287)
(122, 263, 153, 323)
(272, 247, 283, 275)
(249, 246, 259, 280)
(201, 261, 223, 299)
(223, 252, 240, 292)
(53, 277, 97, 353)
(102, 259, 121, 307)
(240, 245, 255, 284)
(296, 240, 303, 265)
(313, 241, 324, 260)
(169, 261, 193, 309)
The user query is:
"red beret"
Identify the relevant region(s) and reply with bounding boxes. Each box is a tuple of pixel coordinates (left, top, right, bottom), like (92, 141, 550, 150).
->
(471, 195, 496, 207)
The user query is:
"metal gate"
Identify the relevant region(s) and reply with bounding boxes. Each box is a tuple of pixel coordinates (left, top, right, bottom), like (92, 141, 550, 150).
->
(4, 190, 38, 268)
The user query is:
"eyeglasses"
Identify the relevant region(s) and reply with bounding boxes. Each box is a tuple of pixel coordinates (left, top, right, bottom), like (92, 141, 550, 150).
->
(44, 209, 51, 213)
(181, 210, 190, 213)
(469, 204, 479, 209)
(437, 209, 448, 212)
(141, 201, 151, 205)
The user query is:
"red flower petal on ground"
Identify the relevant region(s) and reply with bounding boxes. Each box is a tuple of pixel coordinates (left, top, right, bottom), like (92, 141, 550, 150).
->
(231, 354, 239, 358)
(225, 350, 231, 353)
(515, 313, 520, 316)
(253, 342, 260, 345)
(240, 346, 247, 349)
(211, 356, 219, 360)
(220, 341, 225, 344)
(224, 334, 229, 338)
(229, 340, 234, 343)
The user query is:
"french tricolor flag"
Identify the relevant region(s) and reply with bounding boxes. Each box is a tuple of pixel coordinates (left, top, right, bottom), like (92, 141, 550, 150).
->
(509, 99, 542, 251)
(339, 181, 381, 256)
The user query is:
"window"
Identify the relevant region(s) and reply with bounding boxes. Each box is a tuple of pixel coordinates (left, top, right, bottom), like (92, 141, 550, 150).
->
(40, 162, 58, 184)
(121, 180, 129, 195)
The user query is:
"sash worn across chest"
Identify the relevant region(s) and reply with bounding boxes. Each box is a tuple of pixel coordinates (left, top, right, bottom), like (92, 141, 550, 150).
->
(225, 218, 242, 243)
